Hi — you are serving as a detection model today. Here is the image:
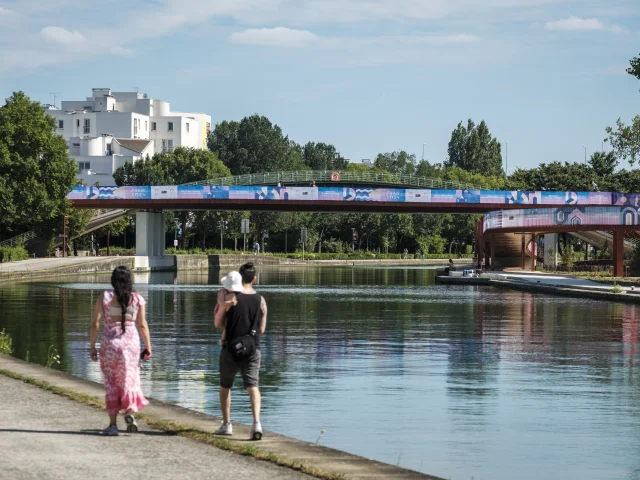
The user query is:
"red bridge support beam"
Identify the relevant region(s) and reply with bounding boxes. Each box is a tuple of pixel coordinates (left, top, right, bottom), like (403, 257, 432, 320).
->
(613, 231, 624, 277)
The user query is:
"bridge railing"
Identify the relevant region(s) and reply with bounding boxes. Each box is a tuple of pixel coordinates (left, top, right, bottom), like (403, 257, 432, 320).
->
(183, 170, 478, 190)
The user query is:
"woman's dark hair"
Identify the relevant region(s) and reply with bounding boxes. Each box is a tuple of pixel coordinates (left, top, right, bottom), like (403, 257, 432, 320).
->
(239, 262, 256, 284)
(111, 266, 133, 333)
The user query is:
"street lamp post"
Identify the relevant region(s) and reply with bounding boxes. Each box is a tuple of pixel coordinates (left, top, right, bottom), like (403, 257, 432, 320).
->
(584, 145, 587, 164)
(217, 218, 228, 253)
(422, 143, 426, 161)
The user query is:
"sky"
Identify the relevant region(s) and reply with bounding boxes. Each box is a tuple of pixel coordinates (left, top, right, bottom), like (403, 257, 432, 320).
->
(0, 0, 639, 172)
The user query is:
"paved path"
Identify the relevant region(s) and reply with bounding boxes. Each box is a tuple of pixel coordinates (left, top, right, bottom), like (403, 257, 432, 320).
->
(0, 256, 124, 273)
(0, 375, 310, 480)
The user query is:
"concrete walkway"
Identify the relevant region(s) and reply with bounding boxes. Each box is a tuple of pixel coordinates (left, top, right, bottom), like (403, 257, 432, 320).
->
(0, 374, 310, 480)
(0, 356, 439, 480)
(0, 256, 123, 273)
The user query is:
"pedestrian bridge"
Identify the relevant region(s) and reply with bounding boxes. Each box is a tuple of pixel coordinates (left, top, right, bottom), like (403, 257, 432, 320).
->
(67, 184, 640, 276)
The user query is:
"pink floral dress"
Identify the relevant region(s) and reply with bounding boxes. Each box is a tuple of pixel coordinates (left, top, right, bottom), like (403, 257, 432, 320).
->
(100, 290, 149, 416)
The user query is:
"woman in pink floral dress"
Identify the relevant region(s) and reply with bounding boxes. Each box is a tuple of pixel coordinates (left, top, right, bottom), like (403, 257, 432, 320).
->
(90, 266, 152, 436)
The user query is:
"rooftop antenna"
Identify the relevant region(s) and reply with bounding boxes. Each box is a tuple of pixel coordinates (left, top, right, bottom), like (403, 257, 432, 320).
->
(49, 92, 61, 108)
(133, 86, 139, 93)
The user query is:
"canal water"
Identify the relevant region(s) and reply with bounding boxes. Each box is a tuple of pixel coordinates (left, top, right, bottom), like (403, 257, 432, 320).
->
(1, 266, 639, 480)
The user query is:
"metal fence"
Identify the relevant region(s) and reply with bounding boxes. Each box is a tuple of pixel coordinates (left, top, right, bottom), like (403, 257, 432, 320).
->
(183, 170, 479, 191)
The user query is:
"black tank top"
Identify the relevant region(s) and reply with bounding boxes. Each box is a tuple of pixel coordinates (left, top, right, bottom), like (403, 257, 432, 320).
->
(226, 293, 262, 348)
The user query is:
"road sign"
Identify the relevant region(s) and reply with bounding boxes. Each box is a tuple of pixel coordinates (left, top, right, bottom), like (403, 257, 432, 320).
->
(301, 227, 308, 243)
(174, 239, 178, 248)
(58, 234, 67, 238)
(241, 219, 250, 234)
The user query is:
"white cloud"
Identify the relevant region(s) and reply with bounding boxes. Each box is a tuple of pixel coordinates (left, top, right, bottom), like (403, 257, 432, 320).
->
(230, 27, 319, 47)
(40, 26, 87, 48)
(544, 16, 625, 33)
(0, 6, 16, 16)
(110, 46, 134, 56)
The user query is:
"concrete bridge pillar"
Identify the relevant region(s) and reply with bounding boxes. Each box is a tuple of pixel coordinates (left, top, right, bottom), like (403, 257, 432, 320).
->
(613, 231, 624, 277)
(543, 233, 558, 268)
(136, 211, 166, 257)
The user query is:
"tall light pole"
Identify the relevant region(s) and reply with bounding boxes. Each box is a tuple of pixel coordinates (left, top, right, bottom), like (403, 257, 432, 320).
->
(584, 145, 587, 164)
(422, 143, 426, 161)
(506, 142, 508, 175)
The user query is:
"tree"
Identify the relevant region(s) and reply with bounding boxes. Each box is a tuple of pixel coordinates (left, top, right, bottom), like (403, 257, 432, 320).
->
(374, 151, 416, 175)
(208, 115, 305, 175)
(605, 53, 640, 165)
(0, 92, 78, 239)
(114, 148, 230, 186)
(302, 142, 348, 171)
(113, 155, 166, 186)
(508, 161, 593, 191)
(446, 119, 503, 177)
(589, 151, 618, 177)
(606, 116, 640, 166)
(160, 147, 230, 184)
(628, 53, 640, 86)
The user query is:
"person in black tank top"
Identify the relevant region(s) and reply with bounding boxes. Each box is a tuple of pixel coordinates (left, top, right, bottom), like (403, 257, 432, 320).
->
(225, 292, 262, 349)
(213, 263, 268, 441)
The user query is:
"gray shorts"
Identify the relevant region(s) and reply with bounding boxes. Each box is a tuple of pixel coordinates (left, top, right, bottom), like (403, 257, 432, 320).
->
(219, 349, 261, 389)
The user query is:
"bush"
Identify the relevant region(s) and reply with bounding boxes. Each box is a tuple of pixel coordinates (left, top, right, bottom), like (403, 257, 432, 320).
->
(99, 247, 135, 256)
(0, 246, 29, 263)
(0, 329, 12, 355)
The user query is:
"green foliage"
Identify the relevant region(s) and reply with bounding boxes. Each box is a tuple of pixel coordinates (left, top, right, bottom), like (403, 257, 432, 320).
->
(612, 281, 623, 293)
(98, 246, 135, 256)
(0, 246, 29, 263)
(560, 245, 576, 271)
(606, 116, 640, 166)
(446, 119, 503, 176)
(45, 345, 60, 368)
(0, 329, 12, 355)
(589, 151, 618, 177)
(208, 115, 305, 175)
(374, 151, 417, 175)
(416, 235, 447, 254)
(604, 53, 640, 165)
(303, 142, 347, 171)
(0, 91, 77, 239)
(628, 53, 640, 86)
(114, 148, 230, 186)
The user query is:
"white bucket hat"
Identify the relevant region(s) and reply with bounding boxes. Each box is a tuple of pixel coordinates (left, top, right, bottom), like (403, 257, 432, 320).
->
(221, 271, 243, 292)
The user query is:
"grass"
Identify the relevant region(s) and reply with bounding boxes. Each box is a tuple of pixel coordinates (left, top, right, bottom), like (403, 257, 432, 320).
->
(612, 281, 624, 294)
(0, 330, 13, 355)
(0, 368, 346, 480)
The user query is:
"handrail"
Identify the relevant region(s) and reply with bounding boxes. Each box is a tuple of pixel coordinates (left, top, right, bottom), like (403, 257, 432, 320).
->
(182, 170, 479, 190)
(0, 209, 118, 248)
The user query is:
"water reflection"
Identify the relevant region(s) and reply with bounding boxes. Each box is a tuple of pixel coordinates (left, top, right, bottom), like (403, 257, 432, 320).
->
(1, 267, 640, 480)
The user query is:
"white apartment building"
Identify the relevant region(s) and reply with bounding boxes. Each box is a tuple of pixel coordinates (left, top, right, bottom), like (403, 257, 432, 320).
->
(47, 88, 211, 185)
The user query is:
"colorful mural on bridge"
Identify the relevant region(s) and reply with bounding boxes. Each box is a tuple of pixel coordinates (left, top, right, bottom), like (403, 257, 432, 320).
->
(68, 185, 638, 206)
(483, 206, 640, 231)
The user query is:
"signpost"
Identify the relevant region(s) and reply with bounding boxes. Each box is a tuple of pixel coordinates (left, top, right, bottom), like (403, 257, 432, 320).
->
(174, 239, 178, 248)
(241, 219, 250, 252)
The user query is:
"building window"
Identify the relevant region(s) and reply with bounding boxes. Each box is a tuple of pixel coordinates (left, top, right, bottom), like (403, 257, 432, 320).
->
(72, 143, 80, 148)
(58, 120, 64, 129)
(186, 122, 190, 133)
(168, 121, 174, 132)
(151, 121, 157, 131)
(83, 118, 90, 134)
(78, 161, 91, 171)
(134, 118, 138, 136)
(76, 119, 80, 128)
(145, 120, 148, 131)
(162, 139, 174, 153)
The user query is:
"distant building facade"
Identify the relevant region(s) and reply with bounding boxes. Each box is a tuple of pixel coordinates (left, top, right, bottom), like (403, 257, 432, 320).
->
(47, 88, 211, 185)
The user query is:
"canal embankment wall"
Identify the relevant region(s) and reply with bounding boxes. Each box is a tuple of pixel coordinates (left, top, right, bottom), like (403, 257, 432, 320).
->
(437, 274, 640, 304)
(0, 255, 470, 282)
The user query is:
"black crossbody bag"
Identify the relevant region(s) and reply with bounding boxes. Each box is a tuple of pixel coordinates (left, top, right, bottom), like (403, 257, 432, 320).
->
(226, 304, 261, 360)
